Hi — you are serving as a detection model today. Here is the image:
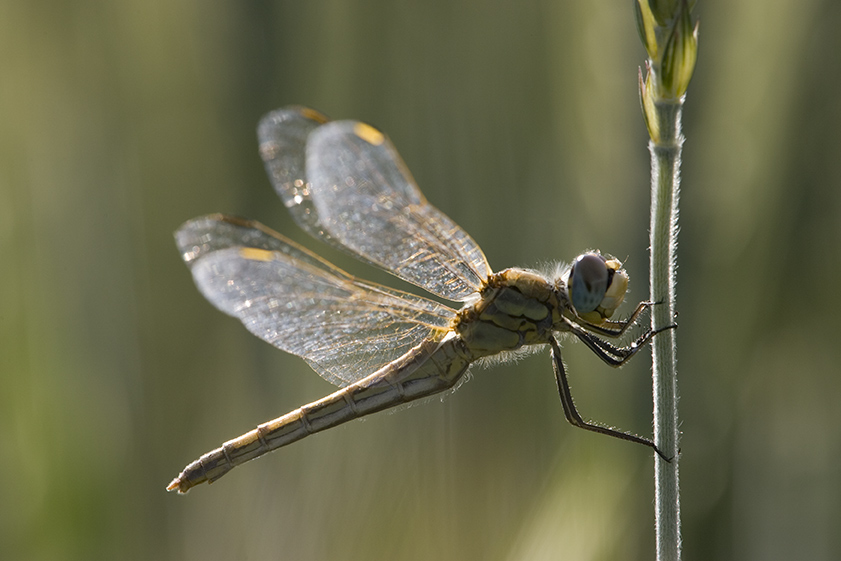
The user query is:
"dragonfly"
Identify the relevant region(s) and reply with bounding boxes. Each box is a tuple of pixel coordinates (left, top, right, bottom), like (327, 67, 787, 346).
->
(167, 106, 673, 494)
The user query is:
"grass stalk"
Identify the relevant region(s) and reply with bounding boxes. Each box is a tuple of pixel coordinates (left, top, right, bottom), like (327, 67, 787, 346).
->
(633, 1, 698, 559)
(649, 98, 682, 561)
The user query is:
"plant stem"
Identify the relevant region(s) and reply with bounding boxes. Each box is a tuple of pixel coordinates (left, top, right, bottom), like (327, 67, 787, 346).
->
(649, 98, 682, 561)
(634, 1, 695, 557)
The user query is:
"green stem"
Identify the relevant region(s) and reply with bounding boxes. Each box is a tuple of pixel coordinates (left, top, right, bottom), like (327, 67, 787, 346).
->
(649, 99, 682, 561)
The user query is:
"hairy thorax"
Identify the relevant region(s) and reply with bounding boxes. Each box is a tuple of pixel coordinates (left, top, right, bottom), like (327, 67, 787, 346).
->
(455, 268, 562, 358)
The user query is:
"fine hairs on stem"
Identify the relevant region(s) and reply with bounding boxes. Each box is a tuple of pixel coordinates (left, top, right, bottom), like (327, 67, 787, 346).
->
(634, 1, 698, 560)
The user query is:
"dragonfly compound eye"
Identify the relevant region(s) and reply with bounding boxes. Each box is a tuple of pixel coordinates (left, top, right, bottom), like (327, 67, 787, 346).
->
(568, 253, 609, 315)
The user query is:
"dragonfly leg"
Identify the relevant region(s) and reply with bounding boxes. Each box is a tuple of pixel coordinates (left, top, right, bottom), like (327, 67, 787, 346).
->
(549, 336, 671, 461)
(568, 321, 677, 367)
(577, 300, 654, 338)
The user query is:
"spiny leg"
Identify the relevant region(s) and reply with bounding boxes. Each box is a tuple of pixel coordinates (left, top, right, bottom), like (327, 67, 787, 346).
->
(567, 321, 677, 367)
(548, 335, 670, 461)
(577, 300, 654, 338)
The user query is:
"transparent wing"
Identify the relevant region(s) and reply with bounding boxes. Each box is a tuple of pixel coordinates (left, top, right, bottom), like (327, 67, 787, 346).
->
(176, 214, 456, 387)
(258, 107, 427, 278)
(258, 106, 492, 302)
(307, 121, 492, 301)
(257, 107, 339, 244)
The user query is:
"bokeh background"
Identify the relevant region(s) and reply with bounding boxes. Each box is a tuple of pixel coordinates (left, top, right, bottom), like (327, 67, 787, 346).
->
(3, 1, 839, 560)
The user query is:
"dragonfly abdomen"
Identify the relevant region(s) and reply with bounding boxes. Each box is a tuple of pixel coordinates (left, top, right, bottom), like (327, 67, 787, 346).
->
(167, 336, 471, 494)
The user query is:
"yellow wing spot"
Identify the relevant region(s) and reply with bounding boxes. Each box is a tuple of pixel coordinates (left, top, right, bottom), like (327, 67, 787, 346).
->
(239, 247, 276, 262)
(300, 107, 329, 124)
(354, 122, 385, 146)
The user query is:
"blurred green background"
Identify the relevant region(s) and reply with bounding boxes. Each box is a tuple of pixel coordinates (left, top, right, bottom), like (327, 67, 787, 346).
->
(3, 1, 839, 560)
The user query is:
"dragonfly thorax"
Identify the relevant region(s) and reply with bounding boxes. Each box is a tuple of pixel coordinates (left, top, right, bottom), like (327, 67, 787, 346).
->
(455, 268, 561, 358)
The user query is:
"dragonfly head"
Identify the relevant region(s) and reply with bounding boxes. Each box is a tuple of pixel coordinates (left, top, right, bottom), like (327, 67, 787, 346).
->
(564, 252, 629, 324)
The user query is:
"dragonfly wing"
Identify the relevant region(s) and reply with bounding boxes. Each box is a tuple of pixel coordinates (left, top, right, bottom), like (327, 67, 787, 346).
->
(305, 120, 492, 302)
(176, 215, 455, 387)
(257, 107, 339, 245)
(259, 107, 421, 275)
(259, 106, 491, 302)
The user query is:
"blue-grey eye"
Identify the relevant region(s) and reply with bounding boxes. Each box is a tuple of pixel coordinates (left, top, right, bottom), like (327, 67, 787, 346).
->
(568, 253, 608, 314)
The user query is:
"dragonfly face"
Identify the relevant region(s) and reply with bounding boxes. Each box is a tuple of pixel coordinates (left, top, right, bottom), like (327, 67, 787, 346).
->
(565, 252, 630, 324)
(167, 106, 671, 494)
